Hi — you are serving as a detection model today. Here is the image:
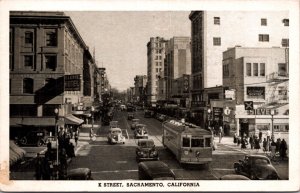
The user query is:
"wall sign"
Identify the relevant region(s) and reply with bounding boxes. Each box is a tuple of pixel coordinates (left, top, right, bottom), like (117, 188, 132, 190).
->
(65, 74, 81, 91)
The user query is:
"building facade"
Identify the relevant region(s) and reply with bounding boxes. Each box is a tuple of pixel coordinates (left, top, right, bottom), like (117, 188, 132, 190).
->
(134, 75, 147, 105)
(189, 11, 289, 126)
(9, 11, 95, 136)
(146, 37, 166, 105)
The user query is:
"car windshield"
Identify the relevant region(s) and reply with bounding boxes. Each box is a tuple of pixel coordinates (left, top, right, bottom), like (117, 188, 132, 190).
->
(254, 158, 270, 165)
(111, 130, 121, 134)
(139, 140, 154, 147)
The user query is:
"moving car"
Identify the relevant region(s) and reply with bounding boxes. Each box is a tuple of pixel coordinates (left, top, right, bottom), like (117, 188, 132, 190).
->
(134, 124, 148, 139)
(131, 119, 140, 130)
(120, 104, 126, 111)
(66, 168, 93, 180)
(138, 161, 175, 180)
(136, 139, 159, 162)
(107, 128, 126, 144)
(233, 155, 280, 180)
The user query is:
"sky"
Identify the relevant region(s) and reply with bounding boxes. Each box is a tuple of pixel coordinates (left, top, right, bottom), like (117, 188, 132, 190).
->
(66, 11, 191, 91)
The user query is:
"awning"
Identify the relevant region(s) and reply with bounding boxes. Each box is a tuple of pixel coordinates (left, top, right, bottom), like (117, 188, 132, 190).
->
(10, 141, 26, 166)
(64, 114, 84, 125)
(10, 117, 56, 126)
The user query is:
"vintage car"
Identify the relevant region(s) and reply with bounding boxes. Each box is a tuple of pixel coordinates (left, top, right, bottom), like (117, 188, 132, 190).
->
(134, 124, 148, 139)
(107, 127, 126, 144)
(131, 119, 140, 130)
(109, 121, 119, 128)
(138, 161, 175, 180)
(136, 139, 159, 162)
(233, 154, 280, 180)
(144, 109, 153, 118)
(16, 130, 48, 147)
(66, 168, 93, 180)
(120, 104, 126, 111)
(219, 174, 250, 180)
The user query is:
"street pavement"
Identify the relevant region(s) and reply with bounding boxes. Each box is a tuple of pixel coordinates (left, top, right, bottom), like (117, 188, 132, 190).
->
(9, 109, 288, 180)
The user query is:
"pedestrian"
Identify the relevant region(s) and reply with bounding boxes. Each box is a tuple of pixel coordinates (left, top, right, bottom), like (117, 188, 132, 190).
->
(237, 137, 241, 146)
(74, 129, 79, 146)
(259, 131, 263, 143)
(276, 138, 281, 153)
(254, 136, 260, 152)
(279, 139, 287, 160)
(241, 137, 248, 149)
(59, 148, 68, 180)
(233, 133, 238, 144)
(270, 140, 276, 160)
(35, 153, 43, 180)
(266, 130, 271, 144)
(90, 128, 94, 140)
(218, 125, 223, 143)
(249, 135, 254, 150)
(263, 138, 268, 152)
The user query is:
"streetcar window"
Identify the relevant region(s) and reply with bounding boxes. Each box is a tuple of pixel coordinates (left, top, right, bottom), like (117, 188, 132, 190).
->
(205, 138, 211, 147)
(182, 137, 190, 147)
(191, 138, 203, 147)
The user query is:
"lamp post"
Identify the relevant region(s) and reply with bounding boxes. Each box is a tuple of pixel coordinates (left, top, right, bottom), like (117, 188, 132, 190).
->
(91, 106, 95, 131)
(207, 108, 212, 130)
(54, 108, 59, 179)
(270, 109, 275, 141)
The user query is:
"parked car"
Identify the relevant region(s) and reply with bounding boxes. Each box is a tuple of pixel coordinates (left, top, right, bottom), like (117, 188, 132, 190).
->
(107, 127, 126, 144)
(134, 124, 148, 139)
(66, 168, 93, 180)
(233, 155, 280, 180)
(16, 130, 48, 147)
(138, 161, 175, 180)
(131, 119, 140, 130)
(136, 139, 159, 162)
(144, 110, 153, 118)
(219, 174, 250, 180)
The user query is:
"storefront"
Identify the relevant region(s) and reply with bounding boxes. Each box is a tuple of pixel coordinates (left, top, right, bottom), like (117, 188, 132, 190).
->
(235, 104, 289, 142)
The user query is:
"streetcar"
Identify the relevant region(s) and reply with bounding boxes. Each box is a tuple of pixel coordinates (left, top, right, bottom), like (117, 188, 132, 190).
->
(162, 120, 213, 165)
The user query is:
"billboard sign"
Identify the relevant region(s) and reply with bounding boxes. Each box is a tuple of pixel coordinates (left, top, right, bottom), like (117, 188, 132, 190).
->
(64, 74, 81, 91)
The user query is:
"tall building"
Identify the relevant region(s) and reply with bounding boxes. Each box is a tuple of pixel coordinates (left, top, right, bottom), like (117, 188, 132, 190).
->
(189, 11, 289, 125)
(164, 37, 191, 103)
(134, 75, 147, 105)
(9, 11, 95, 137)
(146, 37, 166, 105)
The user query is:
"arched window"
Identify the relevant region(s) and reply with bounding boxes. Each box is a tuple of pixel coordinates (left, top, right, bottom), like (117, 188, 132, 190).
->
(23, 78, 34, 94)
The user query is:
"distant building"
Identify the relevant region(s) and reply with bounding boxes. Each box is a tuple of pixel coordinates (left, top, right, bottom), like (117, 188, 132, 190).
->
(134, 75, 147, 105)
(9, 11, 95, 137)
(189, 11, 289, 126)
(146, 37, 166, 105)
(164, 37, 191, 105)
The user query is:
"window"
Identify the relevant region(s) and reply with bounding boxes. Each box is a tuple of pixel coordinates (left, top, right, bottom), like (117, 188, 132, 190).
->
(261, 18, 267, 26)
(205, 138, 211, 147)
(10, 104, 37, 116)
(259, 34, 269, 42)
(45, 55, 57, 71)
(246, 63, 252, 76)
(253, 63, 258, 76)
(25, 31, 33, 45)
(191, 138, 204, 147)
(278, 63, 287, 76)
(260, 63, 265, 76)
(283, 19, 289, 26)
(46, 31, 57, 46)
(282, 39, 289, 47)
(23, 78, 34, 94)
(213, 37, 221, 46)
(182, 137, 190, 147)
(214, 17, 220, 25)
(223, 64, 229, 77)
(24, 55, 33, 68)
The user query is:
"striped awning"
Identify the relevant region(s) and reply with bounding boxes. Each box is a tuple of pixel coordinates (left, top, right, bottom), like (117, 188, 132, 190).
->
(64, 114, 84, 125)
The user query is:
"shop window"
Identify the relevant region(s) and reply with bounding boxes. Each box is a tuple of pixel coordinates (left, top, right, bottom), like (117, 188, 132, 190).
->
(274, 124, 289, 132)
(23, 78, 34, 94)
(257, 124, 270, 131)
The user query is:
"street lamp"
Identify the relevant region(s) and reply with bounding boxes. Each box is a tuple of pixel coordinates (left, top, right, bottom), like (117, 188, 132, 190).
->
(270, 109, 275, 141)
(54, 108, 59, 179)
(91, 106, 95, 132)
(207, 108, 212, 129)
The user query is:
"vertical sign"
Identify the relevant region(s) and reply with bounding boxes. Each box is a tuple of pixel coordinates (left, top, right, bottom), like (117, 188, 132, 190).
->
(183, 74, 190, 93)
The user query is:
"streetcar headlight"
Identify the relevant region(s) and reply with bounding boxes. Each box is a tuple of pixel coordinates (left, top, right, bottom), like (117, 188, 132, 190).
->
(150, 150, 157, 156)
(196, 151, 200, 157)
(184, 150, 189, 155)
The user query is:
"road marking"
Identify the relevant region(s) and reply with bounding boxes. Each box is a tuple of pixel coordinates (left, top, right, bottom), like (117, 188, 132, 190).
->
(116, 161, 127, 164)
(92, 169, 138, 174)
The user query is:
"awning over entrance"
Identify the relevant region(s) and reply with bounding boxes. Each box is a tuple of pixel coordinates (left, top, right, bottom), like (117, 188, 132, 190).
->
(10, 141, 26, 166)
(64, 114, 84, 125)
(10, 117, 56, 127)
